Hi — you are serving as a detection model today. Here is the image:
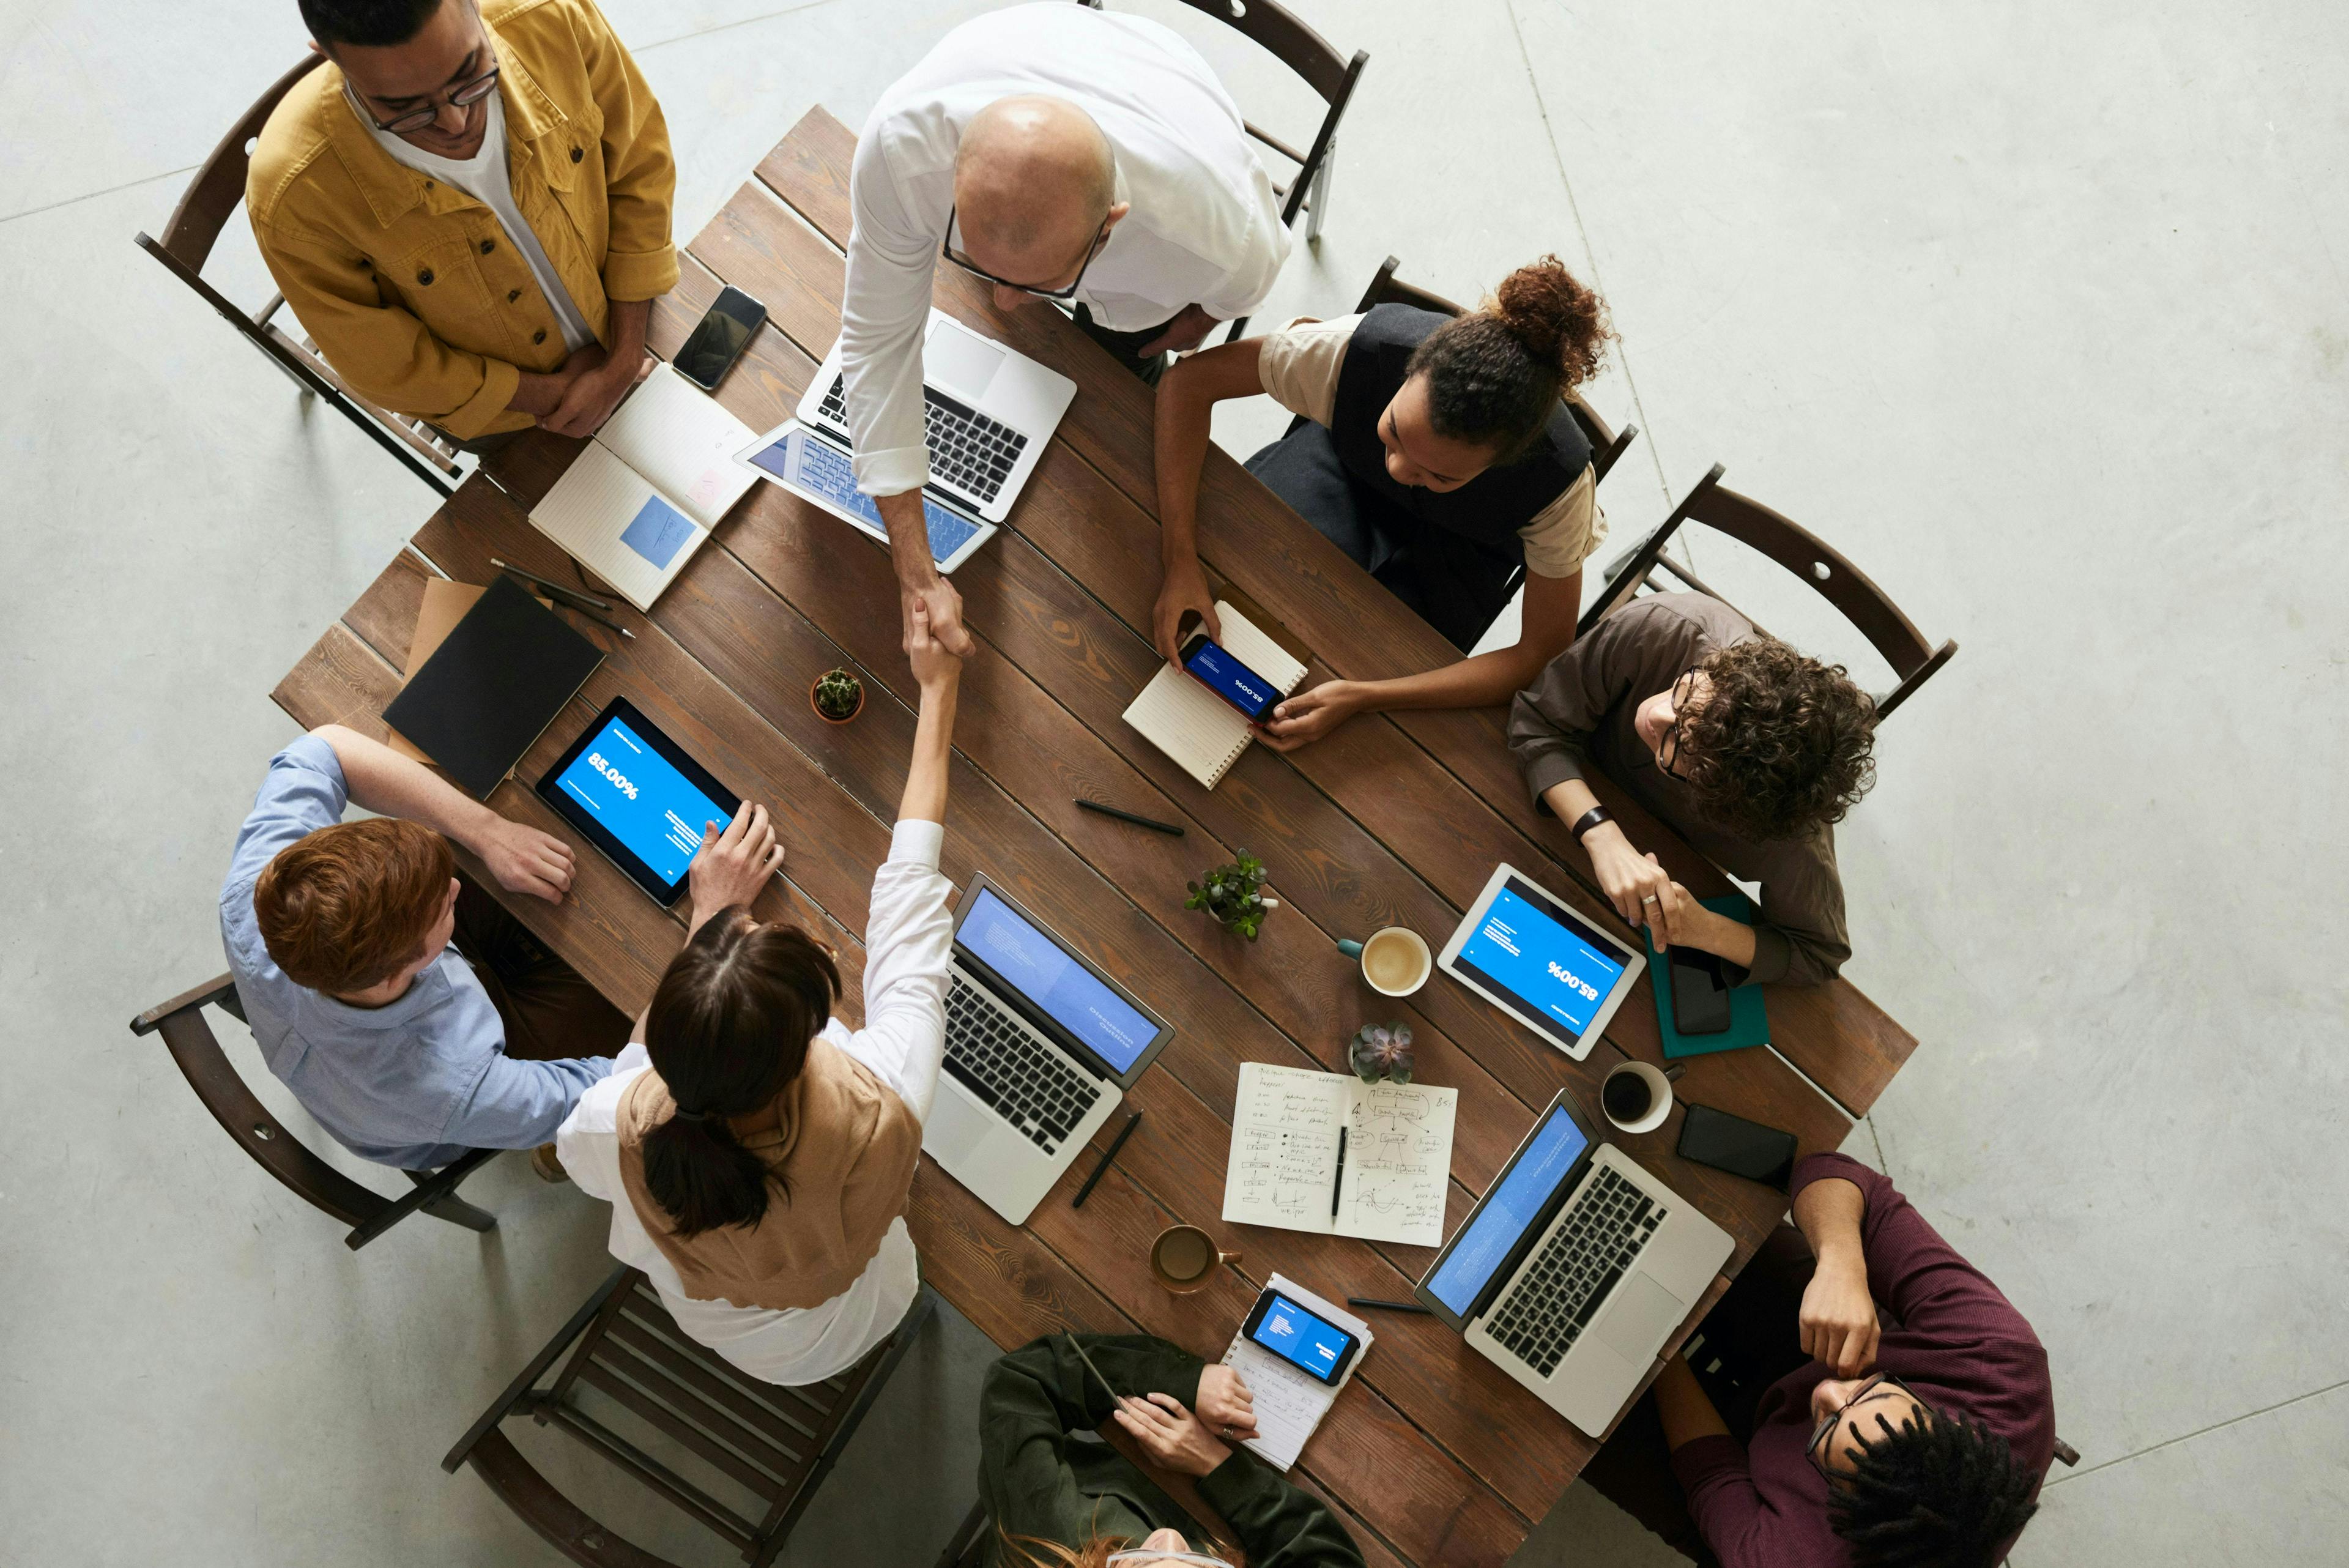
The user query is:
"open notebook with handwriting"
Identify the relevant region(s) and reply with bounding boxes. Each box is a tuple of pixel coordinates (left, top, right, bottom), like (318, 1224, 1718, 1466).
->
(1221, 1063, 1458, 1248)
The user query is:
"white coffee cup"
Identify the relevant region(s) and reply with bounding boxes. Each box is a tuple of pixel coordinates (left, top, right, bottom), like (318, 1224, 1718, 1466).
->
(1600, 1060, 1674, 1134)
(1339, 926, 1431, 997)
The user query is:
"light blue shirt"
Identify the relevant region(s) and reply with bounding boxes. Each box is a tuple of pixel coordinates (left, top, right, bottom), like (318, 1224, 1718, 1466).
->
(220, 737, 613, 1169)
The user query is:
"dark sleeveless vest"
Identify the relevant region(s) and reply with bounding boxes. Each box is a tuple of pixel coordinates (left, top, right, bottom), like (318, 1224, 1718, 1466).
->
(1329, 303, 1593, 551)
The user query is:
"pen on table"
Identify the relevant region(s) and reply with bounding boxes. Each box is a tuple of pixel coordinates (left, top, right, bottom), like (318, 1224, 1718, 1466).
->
(1348, 1298, 1433, 1315)
(1329, 1126, 1348, 1219)
(492, 559, 615, 611)
(552, 598, 634, 640)
(1075, 798, 1184, 837)
(1071, 1110, 1143, 1209)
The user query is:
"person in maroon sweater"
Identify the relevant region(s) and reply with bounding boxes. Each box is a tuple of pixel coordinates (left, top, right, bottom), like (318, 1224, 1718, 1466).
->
(1581, 1153, 2053, 1567)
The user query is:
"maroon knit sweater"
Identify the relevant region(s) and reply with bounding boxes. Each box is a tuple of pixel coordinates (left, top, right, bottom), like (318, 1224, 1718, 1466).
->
(1670, 1154, 2055, 1566)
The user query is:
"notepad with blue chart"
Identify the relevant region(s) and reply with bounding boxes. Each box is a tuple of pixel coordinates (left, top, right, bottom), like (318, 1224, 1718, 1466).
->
(1642, 893, 1772, 1058)
(527, 363, 757, 611)
(735, 420, 996, 573)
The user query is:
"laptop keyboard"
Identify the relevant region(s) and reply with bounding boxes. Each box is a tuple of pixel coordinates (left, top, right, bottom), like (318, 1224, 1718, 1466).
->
(817, 375, 1028, 503)
(941, 975, 1101, 1153)
(1485, 1164, 1665, 1378)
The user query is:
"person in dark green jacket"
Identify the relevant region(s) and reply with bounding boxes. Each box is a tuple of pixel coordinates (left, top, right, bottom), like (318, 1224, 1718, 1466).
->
(979, 1333, 1365, 1568)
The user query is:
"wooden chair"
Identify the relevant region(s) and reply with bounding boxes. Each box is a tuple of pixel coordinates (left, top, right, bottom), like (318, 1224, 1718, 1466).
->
(1579, 464, 1957, 721)
(133, 54, 464, 496)
(1080, 0, 1369, 340)
(932, 1501, 990, 1568)
(1352, 254, 1641, 484)
(130, 974, 502, 1250)
(443, 1267, 937, 1567)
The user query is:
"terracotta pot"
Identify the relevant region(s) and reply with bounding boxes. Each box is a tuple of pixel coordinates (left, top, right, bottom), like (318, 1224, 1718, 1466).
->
(809, 674, 864, 725)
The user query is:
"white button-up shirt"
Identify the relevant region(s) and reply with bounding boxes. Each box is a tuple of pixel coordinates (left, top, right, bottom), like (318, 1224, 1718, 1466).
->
(557, 819, 952, 1387)
(841, 1, 1291, 497)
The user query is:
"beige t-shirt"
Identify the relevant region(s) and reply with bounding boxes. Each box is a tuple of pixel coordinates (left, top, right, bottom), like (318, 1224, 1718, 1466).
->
(1255, 314, 1606, 579)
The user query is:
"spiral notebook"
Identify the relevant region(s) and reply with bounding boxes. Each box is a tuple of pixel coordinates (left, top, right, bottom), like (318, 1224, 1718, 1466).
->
(527, 364, 757, 611)
(1217, 1275, 1371, 1471)
(1121, 601, 1308, 789)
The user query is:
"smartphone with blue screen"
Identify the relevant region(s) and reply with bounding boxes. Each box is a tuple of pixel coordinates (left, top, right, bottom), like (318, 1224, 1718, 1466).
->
(1242, 1288, 1360, 1385)
(1178, 625, 1282, 723)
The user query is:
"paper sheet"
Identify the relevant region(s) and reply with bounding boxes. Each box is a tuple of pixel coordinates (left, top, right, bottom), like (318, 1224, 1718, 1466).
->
(597, 362, 757, 530)
(1121, 601, 1310, 789)
(529, 443, 707, 611)
(1219, 1275, 1371, 1471)
(1222, 1062, 1457, 1247)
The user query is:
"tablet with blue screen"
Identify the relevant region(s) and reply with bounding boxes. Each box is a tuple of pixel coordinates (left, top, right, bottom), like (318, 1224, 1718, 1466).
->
(1438, 863, 1647, 1061)
(735, 420, 998, 573)
(536, 696, 743, 907)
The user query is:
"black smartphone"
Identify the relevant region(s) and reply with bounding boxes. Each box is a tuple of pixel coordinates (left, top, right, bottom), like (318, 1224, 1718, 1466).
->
(674, 285, 766, 391)
(1677, 1103, 1800, 1191)
(1242, 1287, 1361, 1386)
(1177, 625, 1282, 723)
(1668, 945, 1733, 1035)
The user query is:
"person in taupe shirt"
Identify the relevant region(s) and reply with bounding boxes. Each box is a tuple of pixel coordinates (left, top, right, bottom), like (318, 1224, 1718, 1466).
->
(1508, 593, 1878, 986)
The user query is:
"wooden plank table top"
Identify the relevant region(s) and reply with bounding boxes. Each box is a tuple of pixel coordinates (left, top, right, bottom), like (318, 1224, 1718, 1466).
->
(269, 109, 1918, 1567)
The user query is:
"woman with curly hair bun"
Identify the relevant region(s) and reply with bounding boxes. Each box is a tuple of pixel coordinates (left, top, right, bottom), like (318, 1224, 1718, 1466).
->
(1508, 593, 1879, 985)
(1152, 255, 1616, 748)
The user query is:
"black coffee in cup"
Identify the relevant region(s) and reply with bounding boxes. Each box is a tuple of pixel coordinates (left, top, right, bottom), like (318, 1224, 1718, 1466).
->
(1603, 1073, 1653, 1123)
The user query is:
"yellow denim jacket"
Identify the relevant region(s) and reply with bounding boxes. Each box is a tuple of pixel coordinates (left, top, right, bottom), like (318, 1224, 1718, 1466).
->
(247, 0, 677, 437)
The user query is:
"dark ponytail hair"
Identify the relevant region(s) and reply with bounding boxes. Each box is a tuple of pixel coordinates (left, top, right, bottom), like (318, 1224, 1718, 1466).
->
(640, 909, 842, 1238)
(1404, 255, 1614, 464)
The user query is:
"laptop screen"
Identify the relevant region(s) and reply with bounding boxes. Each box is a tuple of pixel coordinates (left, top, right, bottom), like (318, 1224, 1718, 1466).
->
(959, 888, 1157, 1074)
(1424, 1103, 1591, 1318)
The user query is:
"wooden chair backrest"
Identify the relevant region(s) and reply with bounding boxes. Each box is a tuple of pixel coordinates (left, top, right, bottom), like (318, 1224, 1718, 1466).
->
(150, 54, 325, 273)
(1351, 255, 1639, 484)
(130, 975, 392, 1230)
(1581, 464, 1958, 720)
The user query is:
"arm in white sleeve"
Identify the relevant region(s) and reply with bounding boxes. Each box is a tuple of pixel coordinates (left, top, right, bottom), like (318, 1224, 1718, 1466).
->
(841, 820, 954, 1120)
(841, 125, 940, 497)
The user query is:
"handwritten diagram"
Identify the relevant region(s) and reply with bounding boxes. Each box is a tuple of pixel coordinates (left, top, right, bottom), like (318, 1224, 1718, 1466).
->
(1223, 1063, 1458, 1247)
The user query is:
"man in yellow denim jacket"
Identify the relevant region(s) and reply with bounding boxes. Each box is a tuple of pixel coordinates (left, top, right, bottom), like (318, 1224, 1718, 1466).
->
(250, 0, 677, 444)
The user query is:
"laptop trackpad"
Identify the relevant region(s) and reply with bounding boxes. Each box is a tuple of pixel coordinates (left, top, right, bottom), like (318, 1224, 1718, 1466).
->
(926, 320, 1007, 403)
(1595, 1273, 1684, 1364)
(924, 1085, 995, 1167)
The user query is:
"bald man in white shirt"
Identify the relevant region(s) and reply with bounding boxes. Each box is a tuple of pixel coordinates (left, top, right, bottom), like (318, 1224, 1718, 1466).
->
(842, 1, 1291, 658)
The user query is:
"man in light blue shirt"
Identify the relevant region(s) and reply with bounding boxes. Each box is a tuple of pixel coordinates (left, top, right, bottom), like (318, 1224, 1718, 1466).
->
(221, 724, 626, 1170)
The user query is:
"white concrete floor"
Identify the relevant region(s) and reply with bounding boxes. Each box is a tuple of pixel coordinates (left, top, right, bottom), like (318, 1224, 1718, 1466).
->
(4, 1, 2345, 1562)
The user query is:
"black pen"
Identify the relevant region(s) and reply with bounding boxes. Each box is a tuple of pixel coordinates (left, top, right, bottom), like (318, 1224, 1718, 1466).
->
(1071, 1111, 1143, 1209)
(552, 598, 635, 641)
(1329, 1126, 1348, 1219)
(1347, 1298, 1433, 1315)
(1075, 798, 1184, 837)
(492, 559, 615, 611)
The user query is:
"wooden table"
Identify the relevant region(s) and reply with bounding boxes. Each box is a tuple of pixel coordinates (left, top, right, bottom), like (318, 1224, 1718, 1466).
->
(271, 110, 1917, 1567)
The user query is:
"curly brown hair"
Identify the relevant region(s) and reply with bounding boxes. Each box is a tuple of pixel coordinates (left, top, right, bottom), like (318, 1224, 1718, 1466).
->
(1674, 639, 1879, 842)
(1406, 255, 1615, 463)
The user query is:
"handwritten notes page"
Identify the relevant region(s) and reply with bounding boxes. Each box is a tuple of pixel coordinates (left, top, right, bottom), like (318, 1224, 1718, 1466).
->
(1219, 1274, 1372, 1471)
(1222, 1063, 1457, 1247)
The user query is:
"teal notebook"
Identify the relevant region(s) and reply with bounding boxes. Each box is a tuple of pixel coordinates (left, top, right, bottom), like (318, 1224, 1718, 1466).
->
(1642, 893, 1770, 1058)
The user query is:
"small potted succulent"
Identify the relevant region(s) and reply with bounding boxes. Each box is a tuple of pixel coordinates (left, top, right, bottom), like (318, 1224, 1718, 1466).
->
(810, 667, 865, 725)
(1186, 849, 1277, 942)
(1348, 1022, 1415, 1085)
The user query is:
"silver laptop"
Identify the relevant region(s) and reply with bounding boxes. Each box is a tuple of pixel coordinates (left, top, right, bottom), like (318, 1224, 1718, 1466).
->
(1415, 1089, 1733, 1436)
(798, 309, 1075, 524)
(922, 875, 1174, 1225)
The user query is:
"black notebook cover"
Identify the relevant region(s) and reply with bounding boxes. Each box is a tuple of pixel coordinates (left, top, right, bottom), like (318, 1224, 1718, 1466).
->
(382, 574, 604, 800)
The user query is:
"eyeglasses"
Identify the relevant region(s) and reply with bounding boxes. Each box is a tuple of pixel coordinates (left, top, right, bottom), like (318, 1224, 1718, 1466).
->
(1806, 1372, 1924, 1479)
(941, 203, 1111, 302)
(1106, 1553, 1235, 1568)
(352, 62, 501, 136)
(1655, 669, 1702, 780)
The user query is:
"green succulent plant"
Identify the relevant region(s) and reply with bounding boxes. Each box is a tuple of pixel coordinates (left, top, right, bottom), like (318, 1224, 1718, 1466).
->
(1348, 1021, 1415, 1084)
(813, 667, 864, 721)
(1186, 849, 1277, 941)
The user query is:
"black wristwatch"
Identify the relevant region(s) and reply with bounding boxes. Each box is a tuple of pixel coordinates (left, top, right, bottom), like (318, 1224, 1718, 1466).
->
(1568, 805, 1614, 844)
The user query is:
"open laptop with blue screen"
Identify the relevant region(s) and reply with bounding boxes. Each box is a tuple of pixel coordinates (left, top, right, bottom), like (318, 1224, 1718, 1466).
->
(1414, 1089, 1732, 1436)
(922, 874, 1175, 1225)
